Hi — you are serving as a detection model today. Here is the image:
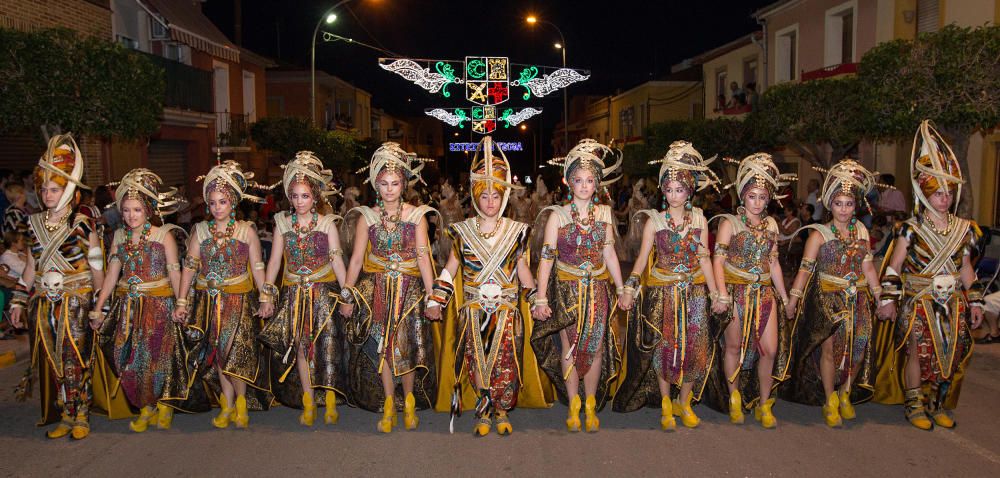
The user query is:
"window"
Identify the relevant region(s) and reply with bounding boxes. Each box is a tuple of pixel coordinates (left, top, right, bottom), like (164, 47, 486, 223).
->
(117, 35, 139, 50)
(242, 71, 256, 122)
(743, 57, 758, 86)
(825, 2, 856, 66)
(917, 0, 939, 33)
(163, 42, 184, 63)
(775, 24, 798, 83)
(716, 69, 727, 109)
(619, 106, 634, 139)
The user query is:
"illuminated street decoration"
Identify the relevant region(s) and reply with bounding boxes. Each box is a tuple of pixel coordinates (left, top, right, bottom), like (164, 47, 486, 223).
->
(450, 142, 524, 152)
(426, 108, 468, 127)
(424, 106, 542, 134)
(513, 68, 590, 99)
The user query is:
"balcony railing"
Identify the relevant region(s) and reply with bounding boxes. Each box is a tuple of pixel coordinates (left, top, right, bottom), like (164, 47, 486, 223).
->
(217, 112, 250, 147)
(801, 62, 858, 82)
(140, 51, 213, 112)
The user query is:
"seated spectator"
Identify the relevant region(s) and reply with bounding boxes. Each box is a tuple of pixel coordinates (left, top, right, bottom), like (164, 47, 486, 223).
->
(1, 231, 27, 339)
(879, 174, 907, 216)
(975, 291, 1000, 344)
(2, 183, 30, 235)
(726, 81, 746, 108)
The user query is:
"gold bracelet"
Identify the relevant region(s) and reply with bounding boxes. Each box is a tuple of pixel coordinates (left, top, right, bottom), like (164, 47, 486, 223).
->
(166, 263, 181, 272)
(789, 288, 804, 299)
(532, 298, 548, 306)
(252, 262, 265, 270)
(175, 298, 190, 307)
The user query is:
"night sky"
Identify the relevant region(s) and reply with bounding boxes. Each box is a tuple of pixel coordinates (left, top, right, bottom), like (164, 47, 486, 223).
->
(203, 0, 776, 118)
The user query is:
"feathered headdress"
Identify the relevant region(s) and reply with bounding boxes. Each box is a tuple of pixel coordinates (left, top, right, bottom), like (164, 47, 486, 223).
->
(548, 138, 623, 188)
(199, 160, 271, 204)
(724, 152, 796, 200)
(816, 158, 878, 213)
(650, 140, 721, 193)
(910, 120, 963, 215)
(37, 134, 90, 212)
(112, 168, 183, 217)
(281, 151, 340, 204)
(357, 142, 431, 189)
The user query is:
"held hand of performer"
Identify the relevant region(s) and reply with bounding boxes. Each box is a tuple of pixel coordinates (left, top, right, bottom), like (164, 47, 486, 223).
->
(531, 304, 552, 321)
(784, 298, 797, 320)
(424, 305, 441, 321)
(88, 311, 105, 331)
(970, 306, 984, 329)
(258, 302, 275, 319)
(619, 292, 634, 311)
(10, 308, 23, 329)
(337, 303, 353, 318)
(711, 300, 729, 315)
(877, 302, 896, 321)
(172, 307, 189, 323)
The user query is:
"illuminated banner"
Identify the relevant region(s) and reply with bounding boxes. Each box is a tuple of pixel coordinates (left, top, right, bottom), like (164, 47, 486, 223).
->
(449, 142, 524, 152)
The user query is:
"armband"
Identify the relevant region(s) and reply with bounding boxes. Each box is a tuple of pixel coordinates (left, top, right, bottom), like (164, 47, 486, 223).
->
(799, 258, 816, 274)
(252, 262, 265, 271)
(604, 237, 616, 246)
(540, 244, 558, 261)
(166, 262, 181, 272)
(416, 246, 429, 259)
(339, 287, 355, 304)
(789, 288, 804, 299)
(863, 253, 874, 263)
(183, 255, 201, 271)
(428, 269, 454, 308)
(966, 284, 985, 308)
(714, 243, 729, 255)
(329, 249, 343, 259)
(259, 282, 279, 303)
(175, 298, 190, 307)
(10, 289, 28, 309)
(87, 247, 104, 271)
(524, 287, 537, 305)
(880, 266, 903, 303)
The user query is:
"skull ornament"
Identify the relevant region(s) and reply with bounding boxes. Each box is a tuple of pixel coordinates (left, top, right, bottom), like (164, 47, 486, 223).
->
(479, 280, 503, 315)
(931, 274, 956, 306)
(40, 270, 65, 302)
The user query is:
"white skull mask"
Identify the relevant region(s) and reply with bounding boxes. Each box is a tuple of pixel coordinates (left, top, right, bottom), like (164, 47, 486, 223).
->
(479, 280, 503, 315)
(40, 270, 65, 301)
(931, 274, 956, 306)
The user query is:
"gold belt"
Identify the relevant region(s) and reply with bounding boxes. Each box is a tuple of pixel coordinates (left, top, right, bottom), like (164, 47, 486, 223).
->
(555, 260, 609, 282)
(648, 267, 705, 287)
(196, 271, 254, 294)
(818, 272, 869, 293)
(363, 253, 419, 277)
(116, 277, 173, 298)
(723, 263, 772, 286)
(282, 263, 337, 286)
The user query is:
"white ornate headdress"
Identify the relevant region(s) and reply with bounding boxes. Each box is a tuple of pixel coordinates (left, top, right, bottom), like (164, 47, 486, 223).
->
(112, 168, 182, 217)
(724, 152, 796, 200)
(468, 136, 524, 217)
(37, 134, 90, 212)
(818, 158, 878, 211)
(358, 142, 430, 189)
(281, 151, 340, 204)
(548, 138, 623, 188)
(200, 160, 270, 204)
(650, 140, 721, 193)
(910, 120, 964, 215)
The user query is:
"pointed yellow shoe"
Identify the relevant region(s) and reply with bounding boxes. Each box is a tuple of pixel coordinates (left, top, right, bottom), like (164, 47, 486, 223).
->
(839, 390, 856, 420)
(324, 391, 339, 425)
(660, 396, 676, 431)
(931, 410, 955, 428)
(754, 398, 777, 429)
(473, 415, 492, 437)
(71, 414, 90, 440)
(156, 403, 174, 430)
(403, 393, 419, 430)
(233, 396, 249, 429)
(495, 412, 512, 436)
(671, 398, 682, 417)
(377, 395, 396, 433)
(584, 396, 600, 433)
(729, 390, 745, 425)
(904, 388, 933, 431)
(566, 395, 582, 432)
(823, 392, 843, 428)
(212, 396, 234, 429)
(46, 414, 73, 439)
(679, 394, 701, 428)
(129, 406, 156, 433)
(300, 392, 316, 427)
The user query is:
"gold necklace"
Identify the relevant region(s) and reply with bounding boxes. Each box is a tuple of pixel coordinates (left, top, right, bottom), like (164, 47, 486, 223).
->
(43, 209, 69, 232)
(475, 216, 502, 239)
(924, 212, 954, 236)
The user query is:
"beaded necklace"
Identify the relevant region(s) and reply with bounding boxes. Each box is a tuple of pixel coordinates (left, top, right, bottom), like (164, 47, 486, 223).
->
(288, 210, 319, 259)
(475, 216, 502, 240)
(663, 208, 694, 254)
(121, 221, 151, 275)
(206, 215, 237, 269)
(377, 201, 405, 251)
(570, 201, 595, 229)
(43, 209, 70, 232)
(923, 212, 955, 236)
(829, 217, 861, 265)
(739, 207, 771, 265)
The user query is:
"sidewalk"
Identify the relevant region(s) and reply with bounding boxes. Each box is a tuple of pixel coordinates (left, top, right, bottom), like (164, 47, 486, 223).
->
(0, 332, 28, 369)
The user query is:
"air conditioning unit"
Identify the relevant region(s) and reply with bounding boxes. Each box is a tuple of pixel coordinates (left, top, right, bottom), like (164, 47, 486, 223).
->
(151, 19, 169, 40)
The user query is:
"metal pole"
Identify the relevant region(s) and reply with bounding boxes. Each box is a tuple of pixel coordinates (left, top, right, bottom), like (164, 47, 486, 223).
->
(311, 1, 353, 127)
(561, 46, 568, 153)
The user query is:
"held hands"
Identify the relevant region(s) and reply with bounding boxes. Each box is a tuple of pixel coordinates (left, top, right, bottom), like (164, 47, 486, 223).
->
(711, 298, 730, 315)
(531, 304, 552, 321)
(337, 303, 354, 318)
(424, 304, 442, 321)
(877, 302, 897, 321)
(970, 306, 984, 329)
(258, 302, 275, 319)
(784, 298, 797, 320)
(88, 310, 105, 330)
(10, 308, 24, 329)
(172, 306, 189, 323)
(619, 291, 634, 311)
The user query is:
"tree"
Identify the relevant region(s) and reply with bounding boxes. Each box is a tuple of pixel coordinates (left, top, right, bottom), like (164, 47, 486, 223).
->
(0, 27, 164, 141)
(859, 24, 1000, 217)
(250, 117, 378, 173)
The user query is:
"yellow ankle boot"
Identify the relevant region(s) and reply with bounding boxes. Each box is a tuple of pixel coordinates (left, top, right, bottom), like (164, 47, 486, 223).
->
(300, 392, 316, 427)
(377, 395, 396, 433)
(212, 396, 234, 429)
(474, 413, 492, 437)
(495, 411, 512, 435)
(838, 390, 856, 420)
(660, 396, 676, 430)
(823, 392, 842, 428)
(904, 388, 933, 430)
(729, 390, 745, 424)
(584, 396, 600, 432)
(156, 403, 173, 430)
(324, 390, 339, 425)
(47, 413, 73, 439)
(671, 398, 682, 417)
(233, 396, 249, 429)
(403, 393, 419, 430)
(566, 395, 582, 432)
(679, 393, 700, 428)
(71, 413, 90, 440)
(129, 406, 156, 433)
(754, 398, 777, 429)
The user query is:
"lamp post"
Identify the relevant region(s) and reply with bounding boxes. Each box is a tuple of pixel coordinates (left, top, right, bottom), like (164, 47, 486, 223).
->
(311, 1, 355, 127)
(526, 15, 569, 155)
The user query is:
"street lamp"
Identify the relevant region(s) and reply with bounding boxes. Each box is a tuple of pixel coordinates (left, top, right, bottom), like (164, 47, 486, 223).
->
(525, 15, 568, 155)
(311, 1, 355, 127)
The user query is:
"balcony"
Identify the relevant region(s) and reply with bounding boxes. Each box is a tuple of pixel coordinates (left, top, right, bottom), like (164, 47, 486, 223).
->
(140, 51, 213, 112)
(721, 104, 752, 115)
(801, 62, 858, 82)
(216, 112, 251, 150)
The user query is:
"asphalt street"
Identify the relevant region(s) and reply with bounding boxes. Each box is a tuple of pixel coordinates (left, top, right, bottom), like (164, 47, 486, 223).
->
(1, 334, 999, 477)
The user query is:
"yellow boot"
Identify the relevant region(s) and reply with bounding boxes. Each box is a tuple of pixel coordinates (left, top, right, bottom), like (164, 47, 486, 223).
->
(839, 390, 856, 420)
(754, 398, 777, 429)
(671, 398, 682, 417)
(403, 392, 419, 430)
(823, 392, 843, 428)
(495, 411, 512, 436)
(324, 391, 339, 425)
(584, 396, 600, 433)
(212, 396, 234, 429)
(566, 395, 582, 432)
(71, 413, 90, 440)
(679, 393, 701, 428)
(46, 413, 73, 439)
(473, 413, 492, 437)
(930, 409, 955, 428)
(660, 396, 676, 431)
(156, 403, 173, 430)
(129, 406, 156, 433)
(300, 392, 316, 426)
(728, 390, 745, 424)
(904, 388, 933, 430)
(377, 395, 396, 433)
(233, 396, 249, 429)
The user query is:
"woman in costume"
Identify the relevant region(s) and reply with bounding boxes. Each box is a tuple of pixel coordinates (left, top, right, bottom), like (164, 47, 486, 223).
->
(783, 159, 881, 427)
(258, 152, 348, 427)
(874, 120, 984, 429)
(174, 161, 270, 429)
(426, 137, 542, 436)
(92, 169, 189, 433)
(614, 141, 721, 430)
(339, 142, 438, 433)
(10, 135, 104, 439)
(709, 152, 793, 429)
(531, 138, 625, 433)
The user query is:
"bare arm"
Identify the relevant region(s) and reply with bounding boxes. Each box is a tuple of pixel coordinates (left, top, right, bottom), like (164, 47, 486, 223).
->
(327, 220, 348, 288)
(768, 239, 788, 303)
(175, 231, 199, 303)
(534, 214, 560, 301)
(698, 225, 719, 297)
(712, 219, 733, 313)
(516, 254, 536, 289)
(163, 232, 182, 295)
(248, 227, 266, 290)
(786, 231, 822, 315)
(416, 216, 435, 295)
(88, 229, 105, 294)
(620, 219, 654, 310)
(343, 215, 369, 289)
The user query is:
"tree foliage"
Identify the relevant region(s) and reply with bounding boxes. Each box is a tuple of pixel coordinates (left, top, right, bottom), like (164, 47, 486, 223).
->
(0, 27, 164, 140)
(250, 116, 379, 172)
